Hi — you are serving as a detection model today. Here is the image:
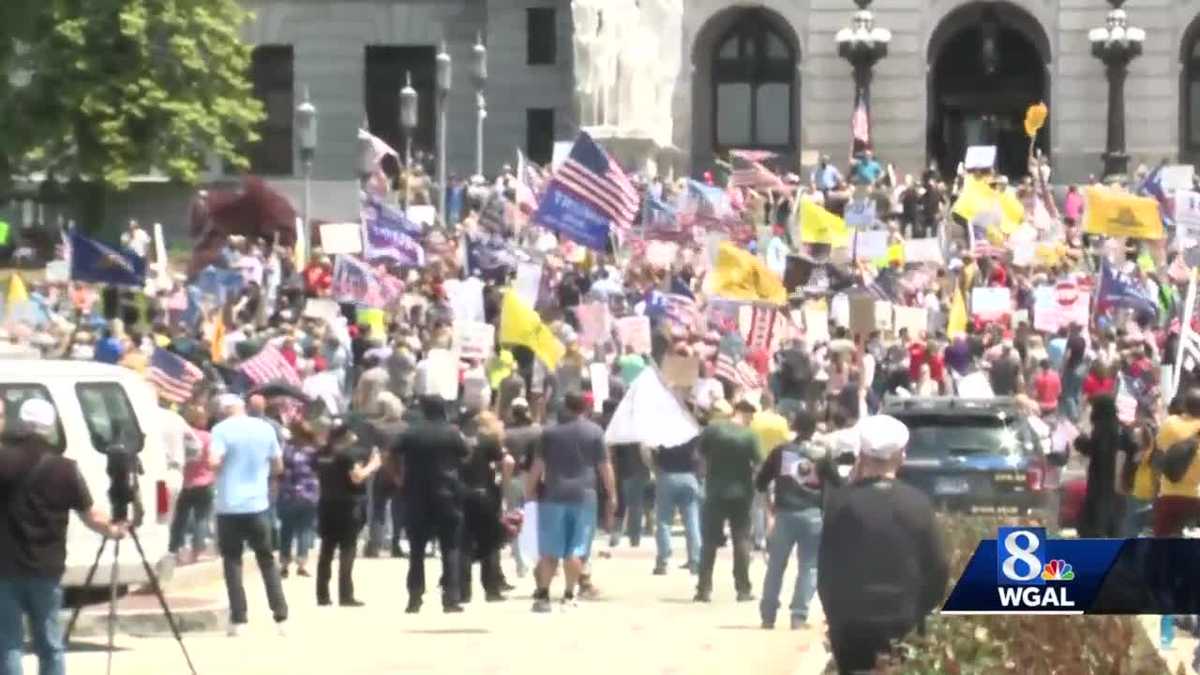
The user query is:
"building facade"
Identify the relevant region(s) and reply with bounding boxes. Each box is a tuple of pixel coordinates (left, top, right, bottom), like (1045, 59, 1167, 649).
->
(40, 0, 1200, 234)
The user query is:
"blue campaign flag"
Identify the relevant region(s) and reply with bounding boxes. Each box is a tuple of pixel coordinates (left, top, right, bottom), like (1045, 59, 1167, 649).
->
(194, 266, 245, 304)
(1137, 164, 1172, 226)
(362, 197, 424, 266)
(68, 230, 146, 287)
(532, 181, 613, 250)
(1097, 259, 1158, 317)
(466, 233, 516, 275)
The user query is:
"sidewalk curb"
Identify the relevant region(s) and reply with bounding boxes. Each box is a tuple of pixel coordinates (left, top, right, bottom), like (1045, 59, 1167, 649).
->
(63, 599, 226, 639)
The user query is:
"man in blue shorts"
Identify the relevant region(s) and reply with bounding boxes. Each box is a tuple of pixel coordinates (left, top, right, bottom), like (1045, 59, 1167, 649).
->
(525, 392, 615, 612)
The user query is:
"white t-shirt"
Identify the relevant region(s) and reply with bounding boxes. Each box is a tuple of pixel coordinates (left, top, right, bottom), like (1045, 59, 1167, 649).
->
(121, 228, 152, 258)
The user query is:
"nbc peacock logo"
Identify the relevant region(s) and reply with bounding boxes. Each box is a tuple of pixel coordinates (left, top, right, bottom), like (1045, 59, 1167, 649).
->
(1041, 559, 1075, 582)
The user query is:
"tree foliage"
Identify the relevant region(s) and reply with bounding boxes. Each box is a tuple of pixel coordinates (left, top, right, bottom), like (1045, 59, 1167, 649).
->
(0, 0, 264, 193)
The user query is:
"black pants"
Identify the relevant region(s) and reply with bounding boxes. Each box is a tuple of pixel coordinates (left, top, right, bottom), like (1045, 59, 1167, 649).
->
(828, 621, 913, 675)
(316, 499, 366, 603)
(367, 477, 404, 553)
(216, 512, 288, 624)
(461, 550, 503, 600)
(405, 497, 463, 607)
(169, 484, 214, 553)
(697, 496, 752, 595)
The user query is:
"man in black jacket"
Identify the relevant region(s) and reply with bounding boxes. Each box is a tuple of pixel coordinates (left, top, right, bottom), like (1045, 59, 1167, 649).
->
(755, 409, 839, 630)
(817, 415, 949, 675)
(392, 396, 469, 614)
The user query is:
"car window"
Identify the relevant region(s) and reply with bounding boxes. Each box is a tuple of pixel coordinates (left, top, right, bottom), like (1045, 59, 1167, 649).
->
(897, 414, 1027, 459)
(76, 383, 144, 454)
(0, 384, 65, 450)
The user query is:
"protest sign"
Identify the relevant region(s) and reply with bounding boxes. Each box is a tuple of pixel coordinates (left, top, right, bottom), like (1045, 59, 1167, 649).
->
(303, 298, 341, 324)
(964, 145, 997, 171)
(844, 200, 877, 229)
(1176, 190, 1200, 249)
(590, 363, 609, 412)
(332, 255, 399, 307)
(852, 230, 889, 261)
(421, 348, 459, 401)
(1162, 165, 1196, 192)
(445, 277, 485, 323)
(551, 141, 572, 169)
(615, 315, 652, 354)
(849, 295, 890, 337)
(662, 353, 701, 388)
(903, 238, 943, 264)
(319, 223, 364, 255)
(533, 182, 612, 250)
(893, 305, 928, 336)
(957, 371, 995, 398)
(363, 199, 424, 266)
(406, 205, 437, 227)
(830, 293, 849, 328)
(45, 261, 69, 284)
(1011, 309, 1030, 329)
(971, 287, 1012, 320)
(645, 240, 678, 268)
(1033, 283, 1090, 333)
(575, 302, 611, 348)
(514, 261, 543, 308)
(453, 320, 495, 360)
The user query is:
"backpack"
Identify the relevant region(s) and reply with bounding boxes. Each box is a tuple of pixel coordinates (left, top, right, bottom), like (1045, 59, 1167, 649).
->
(1153, 434, 1200, 483)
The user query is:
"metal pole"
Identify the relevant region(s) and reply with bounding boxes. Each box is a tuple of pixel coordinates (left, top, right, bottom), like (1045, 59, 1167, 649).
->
(303, 155, 313, 262)
(438, 99, 447, 225)
(476, 92, 485, 178)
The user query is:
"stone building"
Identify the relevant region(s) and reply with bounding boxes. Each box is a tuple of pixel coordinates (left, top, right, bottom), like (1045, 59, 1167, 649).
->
(24, 0, 1200, 232)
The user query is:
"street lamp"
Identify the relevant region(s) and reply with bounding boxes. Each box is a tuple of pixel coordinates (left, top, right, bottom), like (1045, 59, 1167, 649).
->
(399, 71, 418, 170)
(435, 41, 452, 226)
(471, 34, 488, 180)
(1089, 0, 1144, 181)
(835, 0, 890, 153)
(295, 84, 317, 262)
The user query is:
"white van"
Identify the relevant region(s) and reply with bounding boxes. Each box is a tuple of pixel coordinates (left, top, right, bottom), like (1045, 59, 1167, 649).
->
(0, 360, 177, 587)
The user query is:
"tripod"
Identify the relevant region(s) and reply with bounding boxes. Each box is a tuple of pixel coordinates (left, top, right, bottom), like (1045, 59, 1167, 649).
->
(63, 525, 199, 675)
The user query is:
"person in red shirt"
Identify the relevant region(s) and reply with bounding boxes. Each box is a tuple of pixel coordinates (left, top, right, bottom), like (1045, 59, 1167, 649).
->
(906, 338, 927, 384)
(926, 343, 946, 389)
(303, 254, 333, 297)
(1032, 359, 1062, 414)
(1081, 362, 1115, 400)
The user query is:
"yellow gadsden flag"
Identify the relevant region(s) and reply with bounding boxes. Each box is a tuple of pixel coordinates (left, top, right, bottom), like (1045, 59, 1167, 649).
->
(1083, 186, 1164, 240)
(499, 289, 565, 370)
(952, 175, 1024, 233)
(710, 241, 788, 305)
(948, 284, 968, 338)
(797, 198, 850, 247)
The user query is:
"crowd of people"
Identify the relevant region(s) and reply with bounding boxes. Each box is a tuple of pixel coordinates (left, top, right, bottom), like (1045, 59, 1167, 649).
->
(3, 140, 1200, 674)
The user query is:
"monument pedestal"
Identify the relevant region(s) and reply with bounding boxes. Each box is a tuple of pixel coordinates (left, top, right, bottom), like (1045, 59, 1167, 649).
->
(584, 128, 683, 179)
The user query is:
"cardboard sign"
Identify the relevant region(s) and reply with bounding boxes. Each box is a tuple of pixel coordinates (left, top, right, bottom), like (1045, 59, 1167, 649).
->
(615, 315, 652, 354)
(406, 205, 437, 228)
(319, 223, 364, 255)
(302, 298, 341, 324)
(575, 302, 611, 349)
(1011, 309, 1030, 329)
(852, 230, 889, 261)
(590, 362, 609, 412)
(903, 238, 943, 264)
(844, 200, 877, 229)
(893, 305, 928, 336)
(971, 287, 1012, 320)
(514, 261, 543, 309)
(453, 320, 495, 360)
(1162, 164, 1196, 192)
(849, 295, 890, 337)
(645, 240, 678, 268)
(662, 353, 701, 388)
(964, 145, 997, 171)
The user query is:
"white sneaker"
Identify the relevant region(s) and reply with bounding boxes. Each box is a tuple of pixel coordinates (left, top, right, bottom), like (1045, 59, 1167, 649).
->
(227, 623, 246, 637)
(275, 622, 288, 637)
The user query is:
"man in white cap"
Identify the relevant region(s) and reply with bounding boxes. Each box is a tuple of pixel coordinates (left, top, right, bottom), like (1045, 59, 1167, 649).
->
(817, 415, 949, 675)
(0, 399, 128, 674)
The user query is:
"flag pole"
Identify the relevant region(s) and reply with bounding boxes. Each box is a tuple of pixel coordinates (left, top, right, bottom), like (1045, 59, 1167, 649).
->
(1175, 266, 1198, 397)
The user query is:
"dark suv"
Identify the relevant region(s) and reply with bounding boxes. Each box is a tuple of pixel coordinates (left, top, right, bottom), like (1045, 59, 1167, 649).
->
(881, 396, 1050, 515)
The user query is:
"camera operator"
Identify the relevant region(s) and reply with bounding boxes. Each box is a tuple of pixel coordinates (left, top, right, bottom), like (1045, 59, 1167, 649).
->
(0, 399, 128, 674)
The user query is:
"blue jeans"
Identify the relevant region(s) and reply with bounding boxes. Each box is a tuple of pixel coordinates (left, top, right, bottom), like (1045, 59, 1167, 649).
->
(760, 508, 822, 625)
(168, 484, 214, 553)
(0, 576, 65, 675)
(278, 499, 318, 564)
(1121, 495, 1152, 538)
(610, 475, 649, 547)
(655, 472, 701, 568)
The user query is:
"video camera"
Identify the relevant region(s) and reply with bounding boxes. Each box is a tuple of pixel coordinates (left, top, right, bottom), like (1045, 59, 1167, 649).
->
(105, 442, 144, 526)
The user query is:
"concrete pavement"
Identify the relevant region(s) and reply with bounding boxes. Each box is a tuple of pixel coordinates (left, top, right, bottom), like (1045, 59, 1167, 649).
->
(44, 538, 834, 675)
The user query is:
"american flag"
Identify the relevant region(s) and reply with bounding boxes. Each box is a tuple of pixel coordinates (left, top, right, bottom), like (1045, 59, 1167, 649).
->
(664, 293, 701, 332)
(148, 348, 204, 404)
(238, 344, 301, 387)
(739, 305, 788, 354)
(730, 155, 785, 192)
(713, 352, 762, 391)
(729, 149, 778, 163)
(553, 131, 640, 230)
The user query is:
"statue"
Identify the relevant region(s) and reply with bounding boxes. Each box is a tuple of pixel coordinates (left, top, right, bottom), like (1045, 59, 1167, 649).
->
(642, 0, 684, 147)
(571, 1, 601, 126)
(598, 0, 637, 130)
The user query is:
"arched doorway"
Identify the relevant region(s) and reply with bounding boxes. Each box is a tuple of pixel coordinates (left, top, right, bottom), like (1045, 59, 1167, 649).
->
(1182, 16, 1200, 165)
(927, 2, 1051, 179)
(690, 7, 800, 173)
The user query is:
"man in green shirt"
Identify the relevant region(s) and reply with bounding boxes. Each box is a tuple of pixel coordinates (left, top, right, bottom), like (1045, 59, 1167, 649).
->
(616, 344, 646, 386)
(695, 399, 760, 603)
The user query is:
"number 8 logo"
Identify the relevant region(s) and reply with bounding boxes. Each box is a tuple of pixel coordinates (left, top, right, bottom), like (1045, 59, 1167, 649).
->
(1001, 530, 1042, 582)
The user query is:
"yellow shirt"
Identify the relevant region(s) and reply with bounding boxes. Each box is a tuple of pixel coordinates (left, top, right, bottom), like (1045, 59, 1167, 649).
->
(1155, 415, 1200, 498)
(750, 410, 793, 462)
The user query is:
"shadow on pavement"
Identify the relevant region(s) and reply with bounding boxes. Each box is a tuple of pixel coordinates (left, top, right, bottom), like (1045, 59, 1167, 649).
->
(64, 641, 132, 653)
(405, 628, 490, 635)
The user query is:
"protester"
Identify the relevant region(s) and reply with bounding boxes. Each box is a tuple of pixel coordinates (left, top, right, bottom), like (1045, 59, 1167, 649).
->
(695, 400, 760, 603)
(313, 425, 380, 607)
(168, 406, 215, 564)
(277, 419, 322, 579)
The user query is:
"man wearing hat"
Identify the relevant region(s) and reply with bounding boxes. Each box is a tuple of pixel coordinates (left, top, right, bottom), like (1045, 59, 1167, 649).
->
(817, 415, 949, 674)
(0, 399, 128, 674)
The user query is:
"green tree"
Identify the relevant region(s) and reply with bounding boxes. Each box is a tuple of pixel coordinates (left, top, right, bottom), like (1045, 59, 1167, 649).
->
(0, 0, 264, 236)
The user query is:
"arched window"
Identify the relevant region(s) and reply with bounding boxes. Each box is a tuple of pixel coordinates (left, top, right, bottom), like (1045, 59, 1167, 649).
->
(1185, 24, 1200, 162)
(712, 11, 795, 150)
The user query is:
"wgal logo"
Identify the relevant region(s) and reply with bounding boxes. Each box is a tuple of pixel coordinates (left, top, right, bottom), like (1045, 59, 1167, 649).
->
(995, 527, 1075, 609)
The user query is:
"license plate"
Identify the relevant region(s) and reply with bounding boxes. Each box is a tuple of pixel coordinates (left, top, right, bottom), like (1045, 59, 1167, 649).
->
(934, 477, 971, 495)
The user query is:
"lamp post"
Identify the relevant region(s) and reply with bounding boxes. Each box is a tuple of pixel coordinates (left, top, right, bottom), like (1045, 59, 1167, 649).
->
(1089, 0, 1144, 181)
(400, 71, 418, 170)
(471, 34, 488, 180)
(835, 0, 891, 153)
(435, 41, 452, 225)
(295, 85, 318, 263)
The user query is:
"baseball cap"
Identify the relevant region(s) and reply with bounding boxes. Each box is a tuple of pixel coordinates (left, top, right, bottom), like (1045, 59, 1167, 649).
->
(19, 398, 57, 433)
(856, 415, 909, 459)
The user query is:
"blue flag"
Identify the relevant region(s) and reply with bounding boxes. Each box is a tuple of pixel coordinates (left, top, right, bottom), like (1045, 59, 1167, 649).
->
(466, 233, 516, 275)
(362, 198, 424, 266)
(532, 181, 612, 250)
(1097, 259, 1158, 318)
(194, 266, 245, 304)
(68, 230, 146, 287)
